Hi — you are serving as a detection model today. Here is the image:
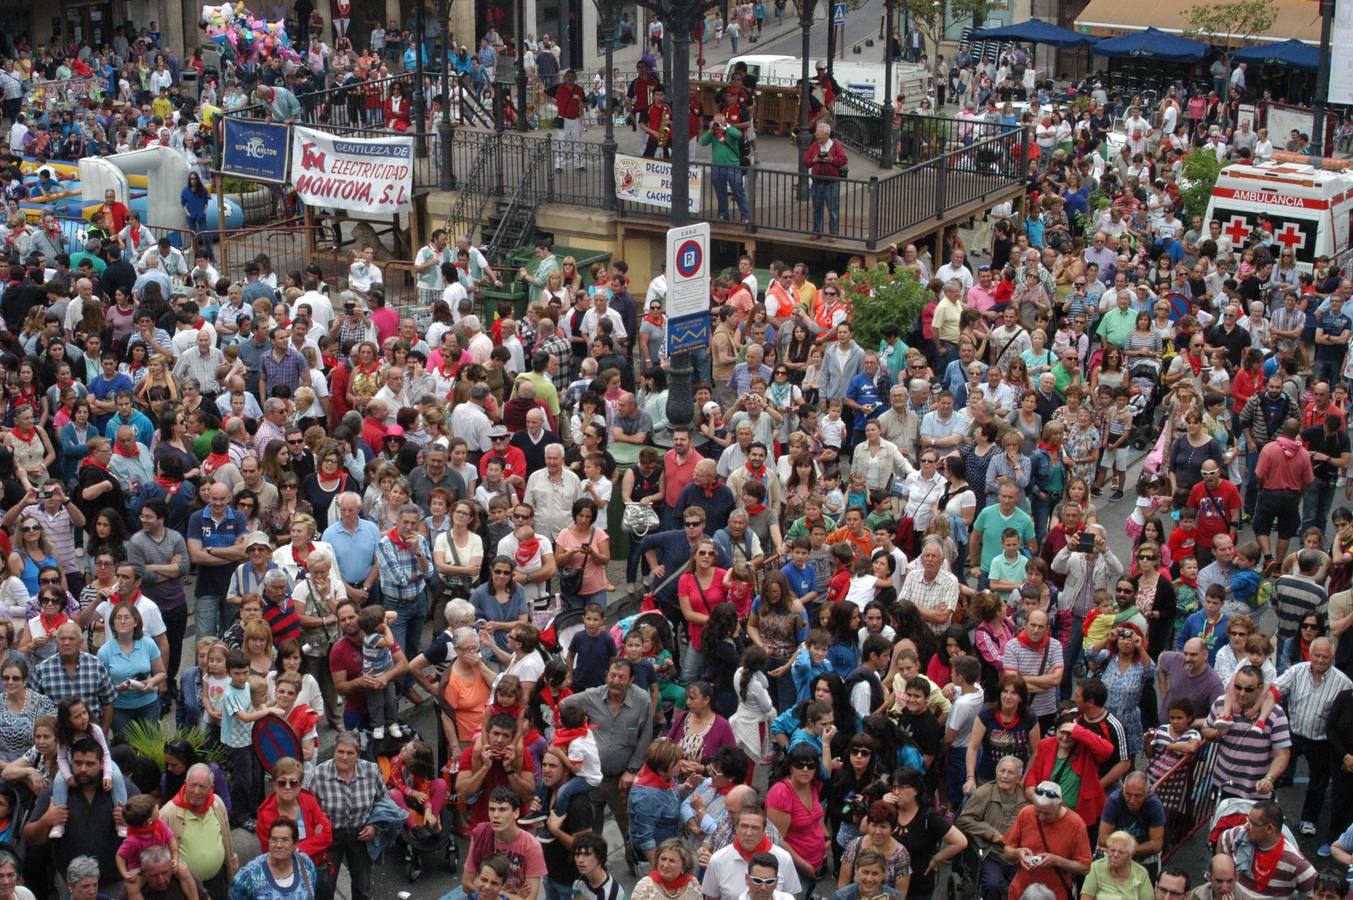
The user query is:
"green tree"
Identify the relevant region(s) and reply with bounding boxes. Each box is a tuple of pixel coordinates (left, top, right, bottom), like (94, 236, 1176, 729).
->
(1179, 147, 1229, 223)
(1184, 0, 1277, 47)
(839, 265, 929, 349)
(896, 0, 946, 55)
(949, 0, 997, 31)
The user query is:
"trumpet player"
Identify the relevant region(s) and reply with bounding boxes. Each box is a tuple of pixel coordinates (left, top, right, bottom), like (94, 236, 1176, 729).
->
(701, 112, 748, 223)
(640, 85, 674, 160)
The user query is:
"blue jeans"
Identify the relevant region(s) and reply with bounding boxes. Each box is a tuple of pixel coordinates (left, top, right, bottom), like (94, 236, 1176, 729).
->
(626, 535, 651, 586)
(543, 879, 574, 900)
(1303, 479, 1338, 532)
(53, 761, 129, 807)
(944, 745, 966, 810)
(1315, 358, 1343, 387)
(566, 587, 609, 611)
(1244, 450, 1260, 516)
(388, 596, 427, 690)
(1061, 612, 1085, 699)
(688, 347, 712, 386)
(713, 165, 749, 221)
(810, 179, 840, 235)
(112, 703, 160, 737)
(680, 643, 706, 684)
(540, 774, 592, 815)
(194, 593, 226, 638)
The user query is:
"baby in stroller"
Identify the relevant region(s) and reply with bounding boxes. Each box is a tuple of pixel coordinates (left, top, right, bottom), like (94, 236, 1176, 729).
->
(388, 739, 450, 841)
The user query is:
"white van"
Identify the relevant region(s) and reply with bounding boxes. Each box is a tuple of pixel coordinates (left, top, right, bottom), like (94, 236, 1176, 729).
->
(1202, 158, 1353, 272)
(717, 54, 928, 106)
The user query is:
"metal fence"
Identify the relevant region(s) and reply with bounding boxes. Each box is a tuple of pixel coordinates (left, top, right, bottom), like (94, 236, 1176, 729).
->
(614, 124, 1025, 247)
(1150, 741, 1220, 863)
(450, 130, 608, 208)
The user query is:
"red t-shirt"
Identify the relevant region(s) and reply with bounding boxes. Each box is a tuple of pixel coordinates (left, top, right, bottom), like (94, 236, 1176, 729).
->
(1003, 805, 1092, 900)
(556, 83, 585, 120)
(459, 747, 537, 825)
(1167, 525, 1197, 563)
(466, 821, 547, 893)
(328, 633, 402, 717)
(1186, 478, 1242, 548)
(479, 444, 527, 481)
(827, 566, 851, 604)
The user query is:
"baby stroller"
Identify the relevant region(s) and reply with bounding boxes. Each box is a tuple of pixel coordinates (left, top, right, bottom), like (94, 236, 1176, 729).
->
(370, 724, 460, 881)
(539, 606, 588, 655)
(1128, 361, 1162, 450)
(945, 835, 992, 900)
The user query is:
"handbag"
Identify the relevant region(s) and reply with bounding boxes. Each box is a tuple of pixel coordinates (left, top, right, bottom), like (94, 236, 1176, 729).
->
(623, 501, 660, 536)
(442, 535, 475, 599)
(558, 528, 592, 595)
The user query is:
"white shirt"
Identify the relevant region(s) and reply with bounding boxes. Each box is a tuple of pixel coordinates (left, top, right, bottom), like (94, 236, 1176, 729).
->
(949, 688, 985, 747)
(580, 306, 627, 341)
(94, 595, 167, 641)
(295, 290, 334, 330)
(702, 843, 801, 900)
(449, 401, 492, 452)
(1275, 662, 1352, 740)
(935, 262, 974, 295)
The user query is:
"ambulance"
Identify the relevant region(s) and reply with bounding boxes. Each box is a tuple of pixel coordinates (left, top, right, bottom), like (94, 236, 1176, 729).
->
(1201, 153, 1353, 273)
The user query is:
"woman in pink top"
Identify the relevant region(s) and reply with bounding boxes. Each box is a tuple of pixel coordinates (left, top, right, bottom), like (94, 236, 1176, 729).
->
(767, 742, 829, 880)
(973, 589, 1016, 687)
(677, 538, 727, 684)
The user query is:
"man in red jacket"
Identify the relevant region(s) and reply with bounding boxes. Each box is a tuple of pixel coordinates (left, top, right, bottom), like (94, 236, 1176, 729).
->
(552, 69, 587, 171)
(801, 121, 848, 238)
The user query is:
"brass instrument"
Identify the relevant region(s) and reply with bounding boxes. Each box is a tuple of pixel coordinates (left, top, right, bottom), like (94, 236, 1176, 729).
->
(659, 106, 672, 145)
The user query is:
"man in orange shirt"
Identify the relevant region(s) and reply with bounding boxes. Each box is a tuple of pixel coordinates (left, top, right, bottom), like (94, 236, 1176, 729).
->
(826, 507, 873, 560)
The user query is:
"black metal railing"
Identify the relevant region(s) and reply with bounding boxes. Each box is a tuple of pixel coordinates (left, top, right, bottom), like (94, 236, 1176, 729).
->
(448, 130, 608, 208)
(615, 123, 1026, 248)
(831, 91, 887, 163)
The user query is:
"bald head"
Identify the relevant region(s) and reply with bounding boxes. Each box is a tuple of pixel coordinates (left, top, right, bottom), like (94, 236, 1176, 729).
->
(725, 784, 757, 814)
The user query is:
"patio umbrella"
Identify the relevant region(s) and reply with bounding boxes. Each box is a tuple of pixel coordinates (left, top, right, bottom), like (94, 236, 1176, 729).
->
(1093, 27, 1206, 62)
(1232, 39, 1321, 71)
(969, 18, 1099, 48)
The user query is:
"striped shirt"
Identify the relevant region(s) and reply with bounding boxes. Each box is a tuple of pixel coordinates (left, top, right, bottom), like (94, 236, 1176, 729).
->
(20, 503, 79, 575)
(261, 594, 303, 645)
(1274, 662, 1352, 740)
(1217, 824, 1317, 898)
(1002, 637, 1065, 717)
(1272, 575, 1328, 643)
(1205, 695, 1292, 799)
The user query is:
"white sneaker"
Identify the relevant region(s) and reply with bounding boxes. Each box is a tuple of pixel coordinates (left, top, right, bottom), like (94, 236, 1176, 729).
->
(390, 723, 405, 738)
(372, 725, 386, 739)
(1301, 821, 1318, 835)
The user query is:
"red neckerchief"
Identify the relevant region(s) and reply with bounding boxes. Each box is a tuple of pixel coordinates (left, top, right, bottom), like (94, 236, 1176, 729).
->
(292, 542, 314, 570)
(126, 822, 157, 839)
(745, 503, 768, 517)
(551, 724, 595, 747)
(644, 312, 664, 328)
(1036, 441, 1058, 453)
(992, 708, 1020, 729)
(81, 457, 110, 473)
(1300, 638, 1312, 661)
(109, 590, 141, 607)
(15, 385, 36, 406)
(386, 527, 410, 550)
(647, 871, 695, 892)
(113, 442, 140, 458)
(514, 538, 540, 567)
(129, 224, 141, 245)
(9, 425, 34, 442)
(714, 780, 734, 796)
(39, 611, 69, 633)
(1185, 351, 1202, 376)
(1017, 629, 1049, 651)
(154, 476, 181, 495)
(634, 764, 672, 790)
(173, 783, 213, 817)
(202, 452, 230, 475)
(703, 483, 718, 499)
(1251, 836, 1284, 893)
(744, 462, 766, 481)
(735, 835, 772, 862)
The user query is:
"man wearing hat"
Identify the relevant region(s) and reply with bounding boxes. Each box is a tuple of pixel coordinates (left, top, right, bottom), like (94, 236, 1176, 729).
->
(482, 424, 528, 492)
(1003, 779, 1092, 900)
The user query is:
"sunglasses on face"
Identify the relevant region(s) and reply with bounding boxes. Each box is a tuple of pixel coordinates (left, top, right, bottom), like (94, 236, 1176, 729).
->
(748, 877, 777, 886)
(1235, 684, 1258, 693)
(1303, 622, 1320, 630)
(790, 760, 817, 770)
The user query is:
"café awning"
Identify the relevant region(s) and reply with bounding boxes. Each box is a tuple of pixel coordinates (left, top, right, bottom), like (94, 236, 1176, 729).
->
(969, 18, 1099, 48)
(1074, 0, 1321, 44)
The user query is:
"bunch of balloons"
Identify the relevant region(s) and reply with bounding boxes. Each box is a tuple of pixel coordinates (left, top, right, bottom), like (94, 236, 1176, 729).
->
(200, 2, 302, 65)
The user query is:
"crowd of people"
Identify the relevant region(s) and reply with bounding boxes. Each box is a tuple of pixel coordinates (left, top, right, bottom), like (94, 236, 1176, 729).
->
(2, 7, 1353, 900)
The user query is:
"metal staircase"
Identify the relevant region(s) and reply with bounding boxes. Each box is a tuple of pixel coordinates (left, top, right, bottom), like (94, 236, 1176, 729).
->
(484, 140, 549, 264)
(445, 138, 499, 243)
(831, 90, 888, 162)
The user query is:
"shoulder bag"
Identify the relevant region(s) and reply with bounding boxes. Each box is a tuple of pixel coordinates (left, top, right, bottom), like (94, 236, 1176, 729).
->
(558, 527, 593, 596)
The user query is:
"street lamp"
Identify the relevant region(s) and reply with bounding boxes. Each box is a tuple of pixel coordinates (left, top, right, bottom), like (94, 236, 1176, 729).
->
(437, 0, 454, 188)
(881, 0, 895, 167)
(599, 0, 620, 210)
(797, 0, 817, 200)
(414, 0, 428, 157)
(516, 0, 530, 131)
